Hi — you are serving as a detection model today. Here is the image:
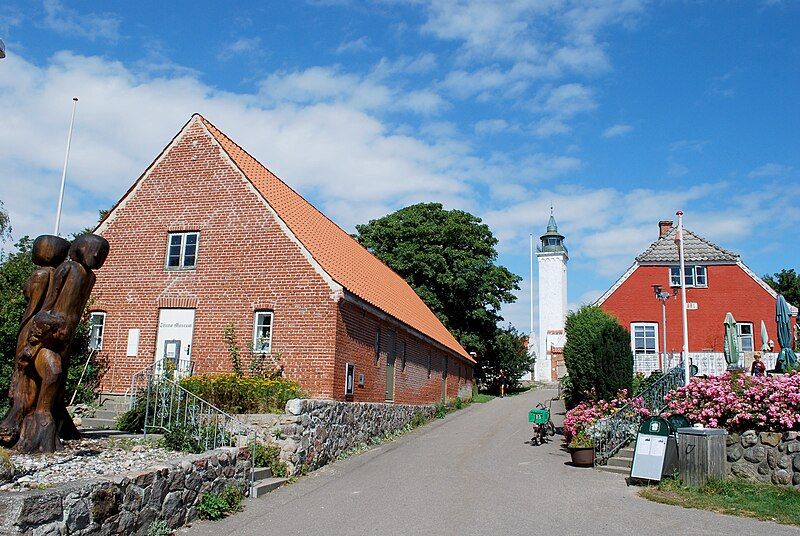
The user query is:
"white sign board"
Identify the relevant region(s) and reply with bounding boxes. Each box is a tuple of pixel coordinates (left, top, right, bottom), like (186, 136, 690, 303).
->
(685, 302, 698, 310)
(630, 434, 669, 481)
(126, 329, 140, 357)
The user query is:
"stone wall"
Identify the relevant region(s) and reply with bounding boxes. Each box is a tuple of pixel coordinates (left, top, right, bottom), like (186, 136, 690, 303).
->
(726, 430, 800, 487)
(272, 399, 436, 473)
(0, 447, 250, 535)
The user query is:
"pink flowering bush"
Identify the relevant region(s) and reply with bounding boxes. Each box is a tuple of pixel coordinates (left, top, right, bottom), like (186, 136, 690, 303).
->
(563, 390, 650, 442)
(665, 371, 800, 432)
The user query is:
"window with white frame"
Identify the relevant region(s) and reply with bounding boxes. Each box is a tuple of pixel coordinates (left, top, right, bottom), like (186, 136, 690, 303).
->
(631, 323, 658, 355)
(669, 265, 707, 288)
(345, 363, 355, 396)
(166, 232, 199, 269)
(88, 312, 106, 350)
(737, 322, 754, 352)
(252, 311, 273, 353)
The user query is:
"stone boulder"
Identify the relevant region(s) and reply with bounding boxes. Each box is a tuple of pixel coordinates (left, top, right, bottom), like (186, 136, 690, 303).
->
(0, 448, 15, 484)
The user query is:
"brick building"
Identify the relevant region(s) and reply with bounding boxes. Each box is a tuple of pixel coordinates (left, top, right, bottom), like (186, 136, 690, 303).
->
(596, 220, 797, 375)
(89, 114, 474, 403)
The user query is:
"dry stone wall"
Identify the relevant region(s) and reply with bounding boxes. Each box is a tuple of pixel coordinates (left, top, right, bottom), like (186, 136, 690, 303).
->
(272, 399, 436, 473)
(726, 430, 800, 487)
(0, 447, 250, 535)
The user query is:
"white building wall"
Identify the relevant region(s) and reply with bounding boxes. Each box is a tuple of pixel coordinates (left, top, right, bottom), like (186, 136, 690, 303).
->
(536, 252, 568, 381)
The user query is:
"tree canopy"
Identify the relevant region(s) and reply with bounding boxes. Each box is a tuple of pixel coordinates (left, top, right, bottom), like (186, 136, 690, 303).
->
(355, 203, 521, 355)
(764, 269, 800, 308)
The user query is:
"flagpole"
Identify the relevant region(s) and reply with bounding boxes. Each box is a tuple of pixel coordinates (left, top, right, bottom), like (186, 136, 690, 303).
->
(530, 233, 536, 380)
(54, 97, 78, 236)
(677, 210, 690, 386)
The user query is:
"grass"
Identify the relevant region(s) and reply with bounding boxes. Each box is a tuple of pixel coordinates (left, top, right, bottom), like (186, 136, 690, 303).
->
(472, 393, 496, 403)
(640, 477, 800, 526)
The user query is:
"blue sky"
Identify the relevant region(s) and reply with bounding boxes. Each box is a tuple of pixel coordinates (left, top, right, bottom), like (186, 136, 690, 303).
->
(0, 0, 798, 333)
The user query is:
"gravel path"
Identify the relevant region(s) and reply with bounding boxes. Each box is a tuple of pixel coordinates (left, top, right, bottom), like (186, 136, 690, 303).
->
(183, 387, 799, 535)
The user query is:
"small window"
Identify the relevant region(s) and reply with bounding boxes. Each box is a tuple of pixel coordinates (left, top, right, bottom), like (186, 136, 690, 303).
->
(694, 266, 707, 287)
(374, 329, 381, 365)
(669, 265, 707, 288)
(631, 323, 658, 354)
(427, 350, 432, 378)
(399, 339, 407, 371)
(737, 323, 754, 352)
(165, 232, 199, 269)
(88, 312, 106, 350)
(252, 311, 273, 353)
(345, 363, 355, 396)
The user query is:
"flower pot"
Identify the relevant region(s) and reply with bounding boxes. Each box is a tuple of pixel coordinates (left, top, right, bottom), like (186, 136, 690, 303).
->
(569, 447, 595, 467)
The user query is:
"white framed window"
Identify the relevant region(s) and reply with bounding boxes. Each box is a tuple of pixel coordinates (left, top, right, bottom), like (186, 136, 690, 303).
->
(166, 231, 199, 269)
(252, 311, 273, 353)
(631, 322, 659, 355)
(345, 363, 355, 396)
(88, 312, 106, 350)
(737, 322, 754, 352)
(669, 265, 708, 288)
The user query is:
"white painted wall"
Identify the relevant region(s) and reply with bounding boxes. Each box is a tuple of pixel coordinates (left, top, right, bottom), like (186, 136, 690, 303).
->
(536, 251, 568, 381)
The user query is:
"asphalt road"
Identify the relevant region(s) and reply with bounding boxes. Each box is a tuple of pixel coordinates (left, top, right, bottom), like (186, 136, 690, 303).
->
(184, 388, 799, 536)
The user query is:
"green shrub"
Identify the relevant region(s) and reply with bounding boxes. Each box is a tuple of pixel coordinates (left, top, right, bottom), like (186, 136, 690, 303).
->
(179, 373, 305, 414)
(162, 423, 232, 453)
(197, 486, 244, 521)
(435, 402, 448, 419)
(410, 412, 428, 428)
(116, 396, 147, 433)
(563, 306, 633, 408)
(453, 397, 463, 410)
(249, 441, 288, 477)
(146, 519, 172, 536)
(632, 370, 663, 395)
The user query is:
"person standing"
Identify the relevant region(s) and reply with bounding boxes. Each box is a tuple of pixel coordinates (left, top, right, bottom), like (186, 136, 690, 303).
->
(498, 368, 507, 398)
(751, 352, 766, 377)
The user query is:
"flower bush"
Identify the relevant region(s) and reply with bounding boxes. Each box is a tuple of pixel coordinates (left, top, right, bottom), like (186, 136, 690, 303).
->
(179, 373, 306, 414)
(665, 371, 800, 432)
(563, 389, 650, 443)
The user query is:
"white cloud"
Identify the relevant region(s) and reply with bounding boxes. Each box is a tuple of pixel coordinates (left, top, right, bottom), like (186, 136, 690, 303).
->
(602, 123, 633, 138)
(336, 36, 370, 54)
(217, 37, 262, 60)
(669, 139, 710, 153)
(41, 0, 121, 42)
(474, 118, 510, 135)
(748, 162, 792, 178)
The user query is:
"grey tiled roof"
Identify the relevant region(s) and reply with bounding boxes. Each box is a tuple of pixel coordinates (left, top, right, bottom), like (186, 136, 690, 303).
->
(635, 227, 740, 263)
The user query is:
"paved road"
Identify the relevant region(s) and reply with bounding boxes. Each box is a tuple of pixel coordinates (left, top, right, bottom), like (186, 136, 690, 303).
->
(184, 388, 798, 536)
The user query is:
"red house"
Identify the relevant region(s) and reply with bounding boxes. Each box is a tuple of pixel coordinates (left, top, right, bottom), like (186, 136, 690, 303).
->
(88, 114, 474, 404)
(597, 220, 797, 375)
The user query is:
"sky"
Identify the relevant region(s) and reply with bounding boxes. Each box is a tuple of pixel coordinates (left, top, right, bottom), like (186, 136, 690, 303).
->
(0, 0, 798, 335)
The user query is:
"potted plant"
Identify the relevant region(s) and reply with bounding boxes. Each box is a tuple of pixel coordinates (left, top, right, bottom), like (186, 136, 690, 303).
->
(568, 430, 595, 467)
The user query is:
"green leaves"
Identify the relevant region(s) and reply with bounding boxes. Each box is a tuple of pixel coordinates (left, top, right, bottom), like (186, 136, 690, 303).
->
(764, 269, 800, 309)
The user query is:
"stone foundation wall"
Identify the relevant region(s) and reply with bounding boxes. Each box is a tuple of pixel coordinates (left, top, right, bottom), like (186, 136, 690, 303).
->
(273, 399, 436, 473)
(0, 447, 250, 535)
(726, 430, 800, 487)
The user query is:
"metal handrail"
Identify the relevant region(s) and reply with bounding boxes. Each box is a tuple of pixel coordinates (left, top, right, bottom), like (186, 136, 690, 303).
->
(592, 367, 684, 466)
(129, 356, 195, 409)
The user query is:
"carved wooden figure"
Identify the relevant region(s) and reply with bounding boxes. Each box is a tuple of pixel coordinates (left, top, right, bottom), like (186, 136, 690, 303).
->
(0, 235, 70, 446)
(5, 234, 109, 453)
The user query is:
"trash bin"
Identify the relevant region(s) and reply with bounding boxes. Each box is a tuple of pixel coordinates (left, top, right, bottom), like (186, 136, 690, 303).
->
(676, 427, 727, 487)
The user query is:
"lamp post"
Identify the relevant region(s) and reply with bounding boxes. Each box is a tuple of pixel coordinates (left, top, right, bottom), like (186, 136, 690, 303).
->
(653, 284, 671, 370)
(54, 97, 78, 236)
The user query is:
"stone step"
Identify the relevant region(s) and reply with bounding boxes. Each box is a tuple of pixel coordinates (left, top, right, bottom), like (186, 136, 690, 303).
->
(606, 456, 633, 469)
(596, 464, 630, 475)
(101, 402, 130, 412)
(80, 417, 117, 430)
(252, 467, 273, 481)
(250, 477, 289, 498)
(92, 409, 123, 420)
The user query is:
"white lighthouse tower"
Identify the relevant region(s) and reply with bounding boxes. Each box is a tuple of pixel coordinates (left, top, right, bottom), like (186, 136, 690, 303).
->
(535, 211, 568, 382)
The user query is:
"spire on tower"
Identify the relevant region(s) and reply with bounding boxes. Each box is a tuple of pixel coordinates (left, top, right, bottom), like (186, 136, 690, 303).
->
(540, 209, 566, 253)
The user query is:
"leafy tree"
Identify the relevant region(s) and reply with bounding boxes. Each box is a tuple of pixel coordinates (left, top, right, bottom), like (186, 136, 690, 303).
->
(563, 305, 633, 408)
(355, 203, 521, 354)
(0, 200, 10, 242)
(480, 325, 532, 392)
(764, 269, 800, 308)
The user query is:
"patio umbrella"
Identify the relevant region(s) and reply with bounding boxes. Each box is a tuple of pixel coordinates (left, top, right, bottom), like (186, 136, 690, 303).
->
(760, 320, 770, 352)
(723, 312, 740, 370)
(776, 295, 798, 372)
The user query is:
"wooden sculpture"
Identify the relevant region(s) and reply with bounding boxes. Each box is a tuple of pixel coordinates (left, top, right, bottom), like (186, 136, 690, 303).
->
(0, 234, 109, 453)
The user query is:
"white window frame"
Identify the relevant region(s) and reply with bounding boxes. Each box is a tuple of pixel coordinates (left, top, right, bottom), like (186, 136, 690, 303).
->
(669, 265, 708, 288)
(252, 311, 274, 353)
(165, 231, 200, 270)
(737, 322, 754, 352)
(631, 322, 659, 355)
(345, 363, 355, 396)
(88, 312, 106, 351)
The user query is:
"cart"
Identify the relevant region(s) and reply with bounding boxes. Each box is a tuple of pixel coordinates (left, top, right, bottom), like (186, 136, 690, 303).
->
(528, 401, 556, 445)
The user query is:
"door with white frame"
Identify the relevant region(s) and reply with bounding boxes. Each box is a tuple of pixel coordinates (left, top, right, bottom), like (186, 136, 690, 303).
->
(154, 308, 195, 378)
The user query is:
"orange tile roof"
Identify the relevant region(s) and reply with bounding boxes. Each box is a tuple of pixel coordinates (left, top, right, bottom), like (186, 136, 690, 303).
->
(199, 115, 473, 364)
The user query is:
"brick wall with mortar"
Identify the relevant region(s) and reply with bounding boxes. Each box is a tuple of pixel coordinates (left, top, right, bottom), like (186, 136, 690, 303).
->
(91, 119, 472, 403)
(600, 264, 792, 354)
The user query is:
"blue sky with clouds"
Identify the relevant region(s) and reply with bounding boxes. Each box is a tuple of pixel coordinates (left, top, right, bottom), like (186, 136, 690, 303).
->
(0, 1, 798, 333)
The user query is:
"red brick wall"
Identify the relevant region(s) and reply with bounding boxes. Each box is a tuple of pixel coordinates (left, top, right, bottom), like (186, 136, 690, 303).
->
(333, 299, 472, 404)
(92, 120, 339, 397)
(601, 264, 793, 353)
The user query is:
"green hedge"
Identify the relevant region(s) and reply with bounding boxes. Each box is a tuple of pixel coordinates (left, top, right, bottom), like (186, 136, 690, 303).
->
(179, 373, 305, 414)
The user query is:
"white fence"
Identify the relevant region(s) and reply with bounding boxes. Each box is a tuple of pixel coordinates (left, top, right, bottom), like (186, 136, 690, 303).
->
(633, 352, 778, 377)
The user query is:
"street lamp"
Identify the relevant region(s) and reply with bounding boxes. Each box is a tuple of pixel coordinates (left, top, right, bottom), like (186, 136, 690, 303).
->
(652, 284, 672, 370)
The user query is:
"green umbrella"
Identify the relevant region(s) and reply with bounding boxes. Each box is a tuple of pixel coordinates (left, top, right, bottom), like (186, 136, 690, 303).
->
(723, 312, 740, 370)
(760, 320, 770, 352)
(776, 295, 797, 372)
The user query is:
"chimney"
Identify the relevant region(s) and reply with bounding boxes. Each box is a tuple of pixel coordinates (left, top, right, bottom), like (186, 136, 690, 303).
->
(659, 220, 674, 238)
